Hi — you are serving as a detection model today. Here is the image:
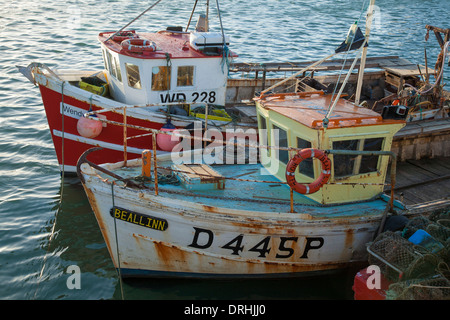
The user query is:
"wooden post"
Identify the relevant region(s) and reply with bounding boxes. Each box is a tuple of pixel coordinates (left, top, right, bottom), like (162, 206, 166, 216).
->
(355, 0, 376, 105)
(262, 69, 266, 91)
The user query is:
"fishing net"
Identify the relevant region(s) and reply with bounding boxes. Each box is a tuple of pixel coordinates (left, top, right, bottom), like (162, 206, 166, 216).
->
(386, 275, 450, 300)
(367, 211, 450, 300)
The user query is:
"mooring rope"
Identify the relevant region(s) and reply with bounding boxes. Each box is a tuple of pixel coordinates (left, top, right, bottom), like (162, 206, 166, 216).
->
(111, 182, 125, 300)
(34, 81, 66, 299)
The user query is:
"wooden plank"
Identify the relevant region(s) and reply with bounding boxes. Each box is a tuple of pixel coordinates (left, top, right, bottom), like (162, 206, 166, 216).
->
(234, 106, 258, 118)
(394, 119, 450, 138)
(383, 64, 435, 77)
(433, 157, 450, 170)
(406, 158, 450, 176)
(229, 56, 402, 72)
(176, 164, 196, 178)
(384, 157, 450, 206)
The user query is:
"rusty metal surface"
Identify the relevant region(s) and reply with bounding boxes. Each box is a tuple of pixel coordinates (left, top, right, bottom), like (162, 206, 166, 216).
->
(78, 155, 396, 277)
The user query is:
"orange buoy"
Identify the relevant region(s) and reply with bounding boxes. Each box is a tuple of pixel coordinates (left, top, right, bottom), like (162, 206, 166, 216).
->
(77, 116, 103, 139)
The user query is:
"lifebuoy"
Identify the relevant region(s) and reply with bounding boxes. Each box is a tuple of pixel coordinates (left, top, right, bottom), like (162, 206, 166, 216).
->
(112, 31, 139, 42)
(121, 38, 157, 53)
(285, 148, 331, 194)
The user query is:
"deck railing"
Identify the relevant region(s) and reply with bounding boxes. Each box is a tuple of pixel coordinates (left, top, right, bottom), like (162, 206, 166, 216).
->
(81, 103, 398, 215)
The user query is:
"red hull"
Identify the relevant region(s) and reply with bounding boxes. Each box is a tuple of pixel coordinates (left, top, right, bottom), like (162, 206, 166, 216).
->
(39, 85, 164, 173)
(38, 84, 257, 173)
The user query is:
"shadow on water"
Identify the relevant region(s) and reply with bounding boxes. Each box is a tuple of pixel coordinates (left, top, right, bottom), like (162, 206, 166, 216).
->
(113, 267, 362, 300)
(34, 177, 118, 300)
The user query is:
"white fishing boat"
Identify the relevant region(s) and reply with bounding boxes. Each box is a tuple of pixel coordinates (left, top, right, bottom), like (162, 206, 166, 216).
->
(75, 0, 420, 279)
(77, 82, 410, 277)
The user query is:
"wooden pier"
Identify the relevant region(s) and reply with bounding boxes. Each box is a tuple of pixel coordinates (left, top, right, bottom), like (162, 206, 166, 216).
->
(384, 157, 450, 215)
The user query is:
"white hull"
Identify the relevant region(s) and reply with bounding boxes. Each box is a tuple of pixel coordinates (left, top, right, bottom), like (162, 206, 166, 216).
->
(80, 159, 388, 278)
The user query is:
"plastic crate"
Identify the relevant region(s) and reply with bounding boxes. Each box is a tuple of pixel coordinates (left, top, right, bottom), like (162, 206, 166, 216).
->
(79, 78, 108, 96)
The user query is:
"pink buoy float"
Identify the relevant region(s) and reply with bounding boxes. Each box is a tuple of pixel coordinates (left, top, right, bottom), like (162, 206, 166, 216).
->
(77, 116, 103, 139)
(156, 120, 180, 152)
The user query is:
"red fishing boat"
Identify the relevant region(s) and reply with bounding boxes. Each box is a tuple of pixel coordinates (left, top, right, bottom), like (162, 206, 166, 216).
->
(17, 2, 255, 174)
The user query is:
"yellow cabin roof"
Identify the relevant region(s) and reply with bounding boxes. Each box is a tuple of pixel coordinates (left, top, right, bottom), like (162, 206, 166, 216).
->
(257, 91, 391, 129)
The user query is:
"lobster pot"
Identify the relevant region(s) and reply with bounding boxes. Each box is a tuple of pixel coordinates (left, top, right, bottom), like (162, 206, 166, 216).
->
(368, 213, 450, 300)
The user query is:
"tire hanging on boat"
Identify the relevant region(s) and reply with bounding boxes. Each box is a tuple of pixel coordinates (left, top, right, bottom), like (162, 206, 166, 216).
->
(286, 148, 331, 194)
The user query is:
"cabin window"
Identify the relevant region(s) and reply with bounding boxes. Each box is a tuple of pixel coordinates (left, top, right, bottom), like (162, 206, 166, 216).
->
(106, 51, 114, 76)
(333, 139, 359, 177)
(272, 125, 289, 164)
(152, 66, 171, 91)
(125, 63, 142, 89)
(102, 50, 108, 71)
(113, 57, 122, 82)
(333, 137, 384, 178)
(258, 114, 270, 157)
(177, 66, 194, 87)
(106, 50, 121, 80)
(360, 138, 384, 174)
(296, 137, 314, 178)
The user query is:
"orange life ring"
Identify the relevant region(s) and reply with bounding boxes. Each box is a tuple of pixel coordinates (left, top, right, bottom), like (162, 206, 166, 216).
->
(285, 148, 331, 194)
(112, 31, 138, 43)
(121, 39, 156, 53)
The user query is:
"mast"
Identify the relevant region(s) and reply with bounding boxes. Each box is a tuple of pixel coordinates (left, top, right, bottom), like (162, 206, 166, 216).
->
(355, 0, 376, 105)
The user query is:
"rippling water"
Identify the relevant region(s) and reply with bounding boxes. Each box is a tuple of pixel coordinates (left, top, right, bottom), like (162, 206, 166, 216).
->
(1, 0, 449, 300)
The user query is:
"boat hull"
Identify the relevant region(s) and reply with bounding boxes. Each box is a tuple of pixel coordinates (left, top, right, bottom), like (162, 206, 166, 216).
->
(38, 84, 162, 173)
(81, 165, 385, 278)
(35, 75, 255, 173)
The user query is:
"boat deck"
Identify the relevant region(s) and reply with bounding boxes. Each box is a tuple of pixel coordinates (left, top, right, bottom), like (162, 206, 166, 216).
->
(103, 159, 390, 218)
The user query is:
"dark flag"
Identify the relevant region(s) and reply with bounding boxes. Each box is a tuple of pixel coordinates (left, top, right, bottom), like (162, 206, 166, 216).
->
(335, 22, 368, 53)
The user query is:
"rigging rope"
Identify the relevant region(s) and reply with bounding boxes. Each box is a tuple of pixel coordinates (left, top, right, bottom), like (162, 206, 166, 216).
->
(404, 41, 449, 95)
(323, 39, 368, 126)
(105, 0, 164, 42)
(326, 0, 369, 114)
